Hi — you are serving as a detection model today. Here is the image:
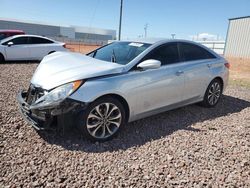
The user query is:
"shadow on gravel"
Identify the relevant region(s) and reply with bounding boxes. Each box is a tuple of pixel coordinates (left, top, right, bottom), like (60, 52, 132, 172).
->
(0, 60, 40, 64)
(38, 95, 250, 152)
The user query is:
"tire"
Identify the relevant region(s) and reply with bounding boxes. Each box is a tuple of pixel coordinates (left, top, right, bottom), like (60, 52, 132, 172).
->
(78, 96, 126, 142)
(0, 53, 5, 63)
(201, 79, 223, 108)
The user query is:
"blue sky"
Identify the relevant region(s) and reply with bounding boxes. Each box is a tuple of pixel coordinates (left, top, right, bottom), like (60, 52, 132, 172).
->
(1, 0, 250, 40)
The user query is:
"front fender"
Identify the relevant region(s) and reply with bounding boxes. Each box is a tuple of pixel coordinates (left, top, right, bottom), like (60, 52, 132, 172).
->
(69, 79, 128, 103)
(0, 46, 7, 60)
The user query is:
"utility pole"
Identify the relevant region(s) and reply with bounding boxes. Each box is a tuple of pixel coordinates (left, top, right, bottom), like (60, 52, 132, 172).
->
(118, 0, 123, 40)
(144, 23, 148, 38)
(171, 34, 176, 39)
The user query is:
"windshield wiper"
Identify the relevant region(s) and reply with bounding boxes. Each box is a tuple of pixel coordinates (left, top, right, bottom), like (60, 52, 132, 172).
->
(111, 49, 117, 63)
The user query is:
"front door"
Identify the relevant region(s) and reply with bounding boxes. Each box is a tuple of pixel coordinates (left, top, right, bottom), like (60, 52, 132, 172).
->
(131, 42, 185, 115)
(4, 36, 29, 60)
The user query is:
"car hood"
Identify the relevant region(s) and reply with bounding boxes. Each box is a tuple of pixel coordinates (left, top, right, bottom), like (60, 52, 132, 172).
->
(31, 52, 125, 90)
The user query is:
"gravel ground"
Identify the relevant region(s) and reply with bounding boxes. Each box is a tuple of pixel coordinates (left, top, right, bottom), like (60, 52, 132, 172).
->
(0, 63, 250, 187)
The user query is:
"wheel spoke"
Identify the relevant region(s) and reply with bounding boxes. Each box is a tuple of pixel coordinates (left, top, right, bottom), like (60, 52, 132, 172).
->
(209, 95, 214, 105)
(104, 103, 110, 116)
(107, 106, 118, 118)
(108, 120, 120, 127)
(88, 112, 102, 120)
(214, 92, 220, 98)
(213, 95, 217, 104)
(100, 125, 106, 138)
(106, 124, 113, 135)
(87, 122, 101, 129)
(211, 84, 215, 92)
(214, 89, 221, 94)
(95, 105, 104, 118)
(108, 113, 121, 121)
(215, 83, 220, 91)
(92, 124, 103, 136)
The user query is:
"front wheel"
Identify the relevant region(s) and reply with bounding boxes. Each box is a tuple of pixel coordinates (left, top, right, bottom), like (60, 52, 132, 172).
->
(78, 97, 126, 141)
(0, 53, 5, 63)
(201, 79, 223, 108)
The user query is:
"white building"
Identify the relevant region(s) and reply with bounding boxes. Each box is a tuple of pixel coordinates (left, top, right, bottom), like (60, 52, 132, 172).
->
(0, 18, 116, 44)
(224, 16, 250, 58)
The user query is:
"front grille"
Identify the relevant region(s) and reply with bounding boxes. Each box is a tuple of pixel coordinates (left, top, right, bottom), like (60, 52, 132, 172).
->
(26, 84, 45, 105)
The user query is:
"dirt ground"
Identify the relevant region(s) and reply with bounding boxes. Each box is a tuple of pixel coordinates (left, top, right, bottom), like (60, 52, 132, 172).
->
(0, 42, 249, 187)
(65, 43, 100, 54)
(0, 60, 250, 187)
(226, 57, 250, 88)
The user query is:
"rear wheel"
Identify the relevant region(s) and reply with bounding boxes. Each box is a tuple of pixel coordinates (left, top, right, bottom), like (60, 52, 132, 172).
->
(201, 79, 222, 107)
(78, 97, 126, 141)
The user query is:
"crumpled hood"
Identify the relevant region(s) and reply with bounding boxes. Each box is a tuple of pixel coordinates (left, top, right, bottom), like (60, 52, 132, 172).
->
(31, 52, 125, 90)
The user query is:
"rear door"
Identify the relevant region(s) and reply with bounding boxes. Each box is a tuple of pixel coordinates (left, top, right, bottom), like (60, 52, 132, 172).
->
(3, 36, 29, 60)
(178, 42, 217, 100)
(28, 36, 54, 60)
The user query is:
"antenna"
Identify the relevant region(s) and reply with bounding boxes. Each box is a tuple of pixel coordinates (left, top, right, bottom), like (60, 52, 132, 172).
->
(171, 34, 176, 39)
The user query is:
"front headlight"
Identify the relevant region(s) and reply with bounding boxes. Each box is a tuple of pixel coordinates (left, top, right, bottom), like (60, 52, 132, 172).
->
(33, 80, 83, 108)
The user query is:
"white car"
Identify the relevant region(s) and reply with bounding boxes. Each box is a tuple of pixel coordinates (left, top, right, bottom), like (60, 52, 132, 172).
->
(0, 35, 67, 61)
(17, 39, 229, 141)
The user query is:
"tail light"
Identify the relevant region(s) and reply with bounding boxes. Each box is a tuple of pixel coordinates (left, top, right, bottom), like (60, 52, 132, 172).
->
(224, 62, 230, 69)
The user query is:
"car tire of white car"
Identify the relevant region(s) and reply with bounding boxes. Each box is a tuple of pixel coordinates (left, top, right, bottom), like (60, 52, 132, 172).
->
(78, 96, 126, 142)
(201, 78, 223, 108)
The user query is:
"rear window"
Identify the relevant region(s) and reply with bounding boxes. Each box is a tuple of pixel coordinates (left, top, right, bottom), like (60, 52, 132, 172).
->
(29, 37, 54, 44)
(179, 43, 216, 61)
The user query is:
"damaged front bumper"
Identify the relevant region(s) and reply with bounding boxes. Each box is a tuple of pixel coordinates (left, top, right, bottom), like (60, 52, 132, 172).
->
(17, 90, 86, 130)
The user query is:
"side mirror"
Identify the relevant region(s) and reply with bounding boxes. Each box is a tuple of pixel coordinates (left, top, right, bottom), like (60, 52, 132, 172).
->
(137, 59, 161, 70)
(7, 42, 13, 47)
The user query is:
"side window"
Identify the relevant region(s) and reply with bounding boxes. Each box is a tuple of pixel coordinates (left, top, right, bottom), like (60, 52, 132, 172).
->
(3, 37, 28, 45)
(143, 43, 180, 65)
(179, 43, 216, 61)
(29, 37, 54, 44)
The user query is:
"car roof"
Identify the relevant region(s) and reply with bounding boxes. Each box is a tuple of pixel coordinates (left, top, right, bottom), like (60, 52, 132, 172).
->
(0, 34, 57, 43)
(121, 38, 169, 44)
(0, 29, 24, 33)
(120, 38, 206, 46)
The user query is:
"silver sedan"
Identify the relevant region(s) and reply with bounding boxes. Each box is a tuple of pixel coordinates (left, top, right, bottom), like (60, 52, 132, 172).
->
(17, 39, 229, 141)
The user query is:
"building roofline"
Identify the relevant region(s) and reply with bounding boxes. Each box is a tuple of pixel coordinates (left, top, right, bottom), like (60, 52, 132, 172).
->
(0, 17, 116, 36)
(229, 16, 250, 21)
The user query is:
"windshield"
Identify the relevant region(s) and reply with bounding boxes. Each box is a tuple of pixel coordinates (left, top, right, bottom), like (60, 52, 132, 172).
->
(89, 41, 151, 65)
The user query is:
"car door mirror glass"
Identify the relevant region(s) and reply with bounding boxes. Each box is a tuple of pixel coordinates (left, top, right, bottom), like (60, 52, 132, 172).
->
(137, 59, 161, 70)
(7, 42, 14, 47)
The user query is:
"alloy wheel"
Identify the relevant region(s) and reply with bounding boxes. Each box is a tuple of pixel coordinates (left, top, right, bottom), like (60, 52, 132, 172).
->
(207, 82, 221, 105)
(86, 103, 122, 139)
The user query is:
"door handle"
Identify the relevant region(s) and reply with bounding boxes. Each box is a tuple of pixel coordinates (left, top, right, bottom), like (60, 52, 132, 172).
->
(176, 70, 184, 76)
